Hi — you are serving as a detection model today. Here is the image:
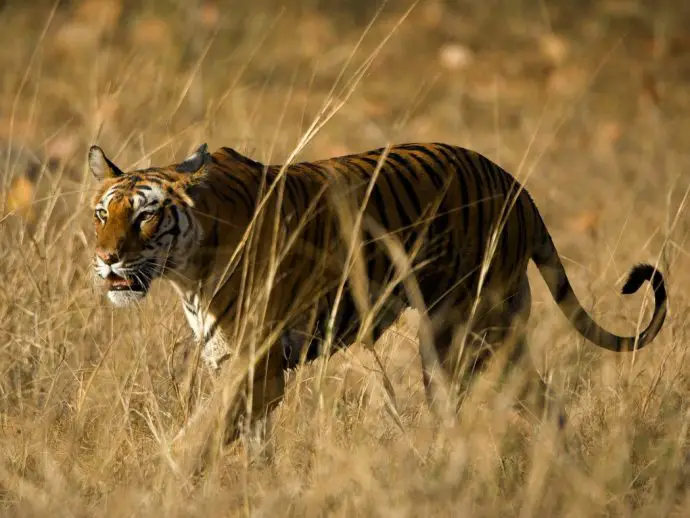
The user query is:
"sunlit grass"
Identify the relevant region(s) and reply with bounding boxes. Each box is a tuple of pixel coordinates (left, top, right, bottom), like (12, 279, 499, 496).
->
(0, 0, 688, 516)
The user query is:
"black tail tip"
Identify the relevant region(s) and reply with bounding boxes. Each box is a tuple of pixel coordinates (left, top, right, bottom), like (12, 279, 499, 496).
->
(621, 263, 665, 297)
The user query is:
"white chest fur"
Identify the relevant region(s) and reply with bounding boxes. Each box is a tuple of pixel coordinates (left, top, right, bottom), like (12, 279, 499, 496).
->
(179, 292, 231, 370)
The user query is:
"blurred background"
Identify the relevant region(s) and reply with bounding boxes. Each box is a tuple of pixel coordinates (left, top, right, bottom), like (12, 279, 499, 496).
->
(1, 1, 690, 516)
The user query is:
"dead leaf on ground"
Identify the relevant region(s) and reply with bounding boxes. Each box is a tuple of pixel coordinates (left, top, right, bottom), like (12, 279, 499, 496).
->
(130, 17, 173, 47)
(420, 1, 445, 29)
(546, 64, 589, 97)
(5, 175, 36, 223)
(52, 22, 103, 54)
(640, 72, 662, 108)
(566, 209, 602, 235)
(200, 1, 221, 29)
(438, 43, 474, 71)
(601, 0, 643, 16)
(538, 33, 570, 65)
(74, 0, 123, 30)
(594, 121, 623, 155)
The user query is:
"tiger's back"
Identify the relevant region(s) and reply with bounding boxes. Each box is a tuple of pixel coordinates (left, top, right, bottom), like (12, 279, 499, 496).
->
(249, 143, 548, 362)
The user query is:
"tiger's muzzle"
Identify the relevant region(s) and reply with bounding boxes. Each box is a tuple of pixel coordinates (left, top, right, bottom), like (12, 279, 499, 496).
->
(94, 256, 158, 307)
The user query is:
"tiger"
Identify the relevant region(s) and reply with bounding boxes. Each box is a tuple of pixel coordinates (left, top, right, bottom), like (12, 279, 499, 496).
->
(88, 141, 667, 442)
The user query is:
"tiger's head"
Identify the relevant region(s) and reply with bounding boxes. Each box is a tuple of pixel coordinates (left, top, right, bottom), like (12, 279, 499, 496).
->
(89, 144, 211, 307)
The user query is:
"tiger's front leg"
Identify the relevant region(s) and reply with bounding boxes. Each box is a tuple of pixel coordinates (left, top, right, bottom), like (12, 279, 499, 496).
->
(172, 341, 286, 462)
(221, 348, 286, 451)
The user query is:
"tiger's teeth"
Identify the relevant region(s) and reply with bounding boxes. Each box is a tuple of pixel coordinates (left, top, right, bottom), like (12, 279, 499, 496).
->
(110, 277, 134, 289)
(105, 273, 146, 292)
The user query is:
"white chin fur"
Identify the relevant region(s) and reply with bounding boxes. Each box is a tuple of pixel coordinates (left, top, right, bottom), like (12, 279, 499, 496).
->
(107, 290, 146, 307)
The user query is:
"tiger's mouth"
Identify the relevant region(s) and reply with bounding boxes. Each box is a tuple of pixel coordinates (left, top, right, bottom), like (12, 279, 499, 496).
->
(95, 260, 160, 307)
(104, 273, 150, 293)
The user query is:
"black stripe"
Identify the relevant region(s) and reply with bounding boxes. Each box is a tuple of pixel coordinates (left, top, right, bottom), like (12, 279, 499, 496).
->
(477, 155, 498, 274)
(220, 175, 254, 214)
(212, 187, 238, 209)
(514, 198, 526, 265)
(388, 151, 419, 180)
(342, 157, 372, 181)
(406, 146, 446, 188)
(492, 163, 516, 270)
(183, 300, 198, 316)
(156, 206, 181, 241)
(291, 174, 311, 210)
(283, 176, 303, 214)
(472, 162, 486, 272)
(497, 178, 514, 273)
(381, 171, 413, 228)
(386, 153, 424, 216)
(220, 147, 264, 169)
(365, 237, 378, 282)
(356, 157, 393, 231)
(133, 177, 163, 187)
(295, 162, 328, 181)
(198, 217, 219, 280)
(451, 149, 475, 242)
(431, 144, 459, 169)
(204, 295, 237, 343)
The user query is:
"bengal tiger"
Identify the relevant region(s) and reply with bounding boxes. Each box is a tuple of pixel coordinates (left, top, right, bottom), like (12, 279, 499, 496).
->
(88, 141, 667, 442)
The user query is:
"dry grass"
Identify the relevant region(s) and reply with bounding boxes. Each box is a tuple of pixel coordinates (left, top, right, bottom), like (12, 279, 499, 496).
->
(1, 0, 690, 516)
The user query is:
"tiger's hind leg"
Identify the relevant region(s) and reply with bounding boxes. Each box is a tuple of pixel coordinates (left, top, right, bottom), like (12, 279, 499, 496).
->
(478, 277, 565, 429)
(423, 277, 564, 429)
(417, 296, 490, 419)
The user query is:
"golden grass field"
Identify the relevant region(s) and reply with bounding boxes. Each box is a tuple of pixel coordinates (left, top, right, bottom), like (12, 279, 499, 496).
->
(1, 0, 690, 516)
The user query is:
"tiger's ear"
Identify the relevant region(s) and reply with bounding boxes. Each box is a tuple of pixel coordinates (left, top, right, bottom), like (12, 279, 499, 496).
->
(176, 143, 211, 173)
(89, 146, 124, 180)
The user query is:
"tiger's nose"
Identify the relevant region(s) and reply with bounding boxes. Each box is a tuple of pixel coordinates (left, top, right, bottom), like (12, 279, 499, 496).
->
(96, 248, 119, 265)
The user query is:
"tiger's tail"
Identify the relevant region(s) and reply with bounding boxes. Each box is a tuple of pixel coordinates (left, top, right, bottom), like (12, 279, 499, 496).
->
(531, 224, 667, 352)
